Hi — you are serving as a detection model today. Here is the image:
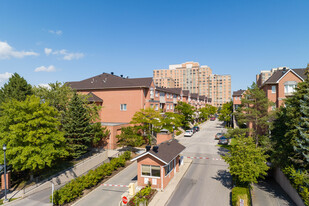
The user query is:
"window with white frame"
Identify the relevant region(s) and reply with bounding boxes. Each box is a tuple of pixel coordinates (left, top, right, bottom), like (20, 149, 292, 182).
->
(271, 85, 276, 93)
(167, 104, 169, 110)
(150, 88, 154, 98)
(167, 93, 169, 98)
(155, 91, 159, 97)
(120, 104, 127, 111)
(284, 81, 297, 94)
(141, 165, 160, 177)
(170, 105, 173, 110)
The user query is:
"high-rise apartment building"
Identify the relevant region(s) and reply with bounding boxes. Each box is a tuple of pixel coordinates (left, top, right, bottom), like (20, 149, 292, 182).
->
(153, 61, 231, 107)
(256, 67, 289, 87)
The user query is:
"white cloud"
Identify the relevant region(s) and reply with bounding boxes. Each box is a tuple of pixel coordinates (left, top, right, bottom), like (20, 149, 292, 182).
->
(49, 30, 62, 36)
(0, 41, 39, 59)
(0, 72, 13, 87)
(52, 49, 84, 60)
(44, 48, 52, 55)
(38, 83, 51, 89)
(34, 65, 56, 72)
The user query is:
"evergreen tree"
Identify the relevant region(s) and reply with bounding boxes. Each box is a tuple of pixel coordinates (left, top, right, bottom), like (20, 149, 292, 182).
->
(117, 126, 145, 147)
(63, 92, 93, 158)
(0, 73, 33, 103)
(0, 96, 68, 174)
(295, 90, 309, 168)
(236, 82, 273, 146)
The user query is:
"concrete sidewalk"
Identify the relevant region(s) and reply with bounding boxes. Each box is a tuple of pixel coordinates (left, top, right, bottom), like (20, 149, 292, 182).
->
(149, 158, 193, 206)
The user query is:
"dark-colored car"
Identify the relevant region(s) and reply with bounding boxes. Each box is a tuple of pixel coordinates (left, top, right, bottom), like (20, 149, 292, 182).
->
(215, 132, 224, 140)
(193, 126, 200, 132)
(218, 136, 229, 145)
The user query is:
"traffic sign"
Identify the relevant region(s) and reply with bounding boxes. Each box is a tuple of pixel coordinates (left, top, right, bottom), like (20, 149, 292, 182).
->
(122, 196, 128, 204)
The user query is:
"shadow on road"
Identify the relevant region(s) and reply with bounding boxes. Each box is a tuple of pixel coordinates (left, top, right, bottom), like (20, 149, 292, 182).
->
(217, 146, 229, 156)
(255, 179, 296, 206)
(212, 170, 233, 190)
(131, 175, 137, 181)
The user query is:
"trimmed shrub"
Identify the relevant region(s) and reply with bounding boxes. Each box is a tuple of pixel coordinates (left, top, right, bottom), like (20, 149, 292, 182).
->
(51, 151, 131, 205)
(232, 187, 251, 206)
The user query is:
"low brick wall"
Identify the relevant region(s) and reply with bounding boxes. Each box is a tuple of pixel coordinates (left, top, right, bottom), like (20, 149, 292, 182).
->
(274, 167, 305, 206)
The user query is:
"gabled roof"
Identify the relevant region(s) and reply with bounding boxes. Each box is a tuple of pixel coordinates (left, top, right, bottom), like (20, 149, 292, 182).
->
(263, 68, 306, 85)
(182, 90, 189, 97)
(207, 98, 212, 103)
(190, 93, 198, 100)
(87, 92, 103, 103)
(232, 89, 246, 97)
(67, 73, 153, 90)
(131, 139, 185, 164)
(199, 95, 205, 101)
(164, 88, 182, 95)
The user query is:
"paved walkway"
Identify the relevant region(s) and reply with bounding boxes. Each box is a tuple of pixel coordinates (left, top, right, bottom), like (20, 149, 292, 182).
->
(252, 179, 296, 206)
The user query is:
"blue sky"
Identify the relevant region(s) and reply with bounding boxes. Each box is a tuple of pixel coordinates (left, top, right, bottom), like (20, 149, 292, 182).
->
(1, 0, 309, 92)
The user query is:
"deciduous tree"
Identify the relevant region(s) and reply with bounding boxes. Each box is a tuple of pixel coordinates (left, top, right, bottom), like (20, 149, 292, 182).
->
(218, 101, 233, 127)
(0, 96, 68, 174)
(175, 102, 195, 129)
(117, 126, 145, 148)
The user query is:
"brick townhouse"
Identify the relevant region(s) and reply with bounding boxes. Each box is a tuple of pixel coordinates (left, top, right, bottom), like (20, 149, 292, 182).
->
(260, 68, 306, 109)
(232, 89, 246, 112)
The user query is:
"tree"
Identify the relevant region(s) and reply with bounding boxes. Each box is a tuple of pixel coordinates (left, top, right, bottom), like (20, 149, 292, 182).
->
(117, 126, 145, 147)
(236, 82, 273, 146)
(175, 102, 195, 129)
(218, 101, 233, 127)
(199, 105, 217, 121)
(130, 108, 162, 144)
(91, 122, 110, 147)
(63, 92, 93, 158)
(0, 96, 68, 174)
(223, 135, 269, 185)
(161, 112, 183, 132)
(0, 73, 32, 103)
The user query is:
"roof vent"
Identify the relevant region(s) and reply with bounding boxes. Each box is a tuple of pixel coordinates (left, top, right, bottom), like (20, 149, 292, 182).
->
(111, 72, 114, 75)
(146, 145, 151, 151)
(153, 146, 159, 153)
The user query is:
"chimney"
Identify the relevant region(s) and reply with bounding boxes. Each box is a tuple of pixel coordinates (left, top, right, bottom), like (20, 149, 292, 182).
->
(120, 75, 123, 78)
(153, 146, 159, 153)
(111, 72, 114, 75)
(146, 145, 151, 151)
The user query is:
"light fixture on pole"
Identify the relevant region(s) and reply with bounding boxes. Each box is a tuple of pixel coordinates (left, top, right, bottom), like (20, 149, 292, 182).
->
(3, 143, 8, 202)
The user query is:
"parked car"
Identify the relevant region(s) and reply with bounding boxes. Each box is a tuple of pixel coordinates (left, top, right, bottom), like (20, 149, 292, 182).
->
(193, 126, 200, 132)
(215, 132, 224, 140)
(210, 117, 216, 121)
(184, 130, 193, 137)
(218, 136, 229, 145)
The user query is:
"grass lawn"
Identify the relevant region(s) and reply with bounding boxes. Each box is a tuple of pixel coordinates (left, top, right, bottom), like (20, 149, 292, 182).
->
(0, 198, 19, 205)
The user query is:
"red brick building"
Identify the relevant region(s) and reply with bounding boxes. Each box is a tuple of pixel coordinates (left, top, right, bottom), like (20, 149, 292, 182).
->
(131, 139, 185, 190)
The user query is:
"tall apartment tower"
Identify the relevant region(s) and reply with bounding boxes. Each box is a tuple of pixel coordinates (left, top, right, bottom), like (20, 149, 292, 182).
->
(256, 67, 289, 87)
(153, 61, 231, 107)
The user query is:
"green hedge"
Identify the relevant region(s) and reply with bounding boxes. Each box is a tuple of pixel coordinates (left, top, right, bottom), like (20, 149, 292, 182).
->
(51, 151, 131, 205)
(232, 187, 251, 206)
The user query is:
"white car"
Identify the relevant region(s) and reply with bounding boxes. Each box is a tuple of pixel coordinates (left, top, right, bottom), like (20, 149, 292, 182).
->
(184, 130, 193, 137)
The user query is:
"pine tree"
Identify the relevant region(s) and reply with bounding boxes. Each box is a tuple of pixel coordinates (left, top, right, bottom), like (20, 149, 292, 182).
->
(63, 92, 93, 158)
(295, 90, 309, 169)
(0, 73, 32, 103)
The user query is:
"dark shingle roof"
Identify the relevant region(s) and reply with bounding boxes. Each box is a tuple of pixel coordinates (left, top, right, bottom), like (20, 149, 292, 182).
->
(263, 68, 306, 85)
(232, 89, 246, 97)
(132, 139, 185, 164)
(67, 73, 153, 90)
(190, 93, 198, 99)
(87, 92, 103, 103)
(164, 88, 182, 95)
(182, 90, 189, 97)
(199, 95, 205, 100)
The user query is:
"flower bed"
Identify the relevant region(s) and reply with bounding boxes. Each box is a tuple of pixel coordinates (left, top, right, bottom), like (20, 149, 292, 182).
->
(127, 186, 157, 206)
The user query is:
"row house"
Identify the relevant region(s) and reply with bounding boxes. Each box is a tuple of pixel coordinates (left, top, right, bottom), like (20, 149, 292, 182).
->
(260, 68, 306, 110)
(232, 89, 246, 112)
(67, 72, 212, 149)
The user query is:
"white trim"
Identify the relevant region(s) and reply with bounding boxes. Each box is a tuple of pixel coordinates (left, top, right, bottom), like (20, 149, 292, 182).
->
(131, 152, 168, 164)
(276, 69, 304, 83)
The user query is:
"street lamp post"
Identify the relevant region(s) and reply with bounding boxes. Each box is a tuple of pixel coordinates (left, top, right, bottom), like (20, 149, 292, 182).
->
(3, 144, 8, 202)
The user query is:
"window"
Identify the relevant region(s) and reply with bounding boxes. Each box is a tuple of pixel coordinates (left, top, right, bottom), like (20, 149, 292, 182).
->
(167, 94, 169, 98)
(165, 161, 175, 176)
(155, 104, 158, 110)
(271, 85, 276, 93)
(155, 91, 159, 97)
(167, 104, 169, 110)
(284, 81, 297, 94)
(235, 97, 238, 100)
(150, 88, 154, 98)
(120, 104, 127, 111)
(142, 165, 160, 177)
(150, 104, 153, 108)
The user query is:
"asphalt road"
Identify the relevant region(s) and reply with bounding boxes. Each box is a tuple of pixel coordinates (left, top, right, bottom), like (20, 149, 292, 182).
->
(73, 161, 137, 206)
(167, 119, 233, 206)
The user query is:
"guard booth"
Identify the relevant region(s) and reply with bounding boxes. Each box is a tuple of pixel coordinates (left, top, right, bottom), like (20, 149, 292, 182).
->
(0, 165, 11, 190)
